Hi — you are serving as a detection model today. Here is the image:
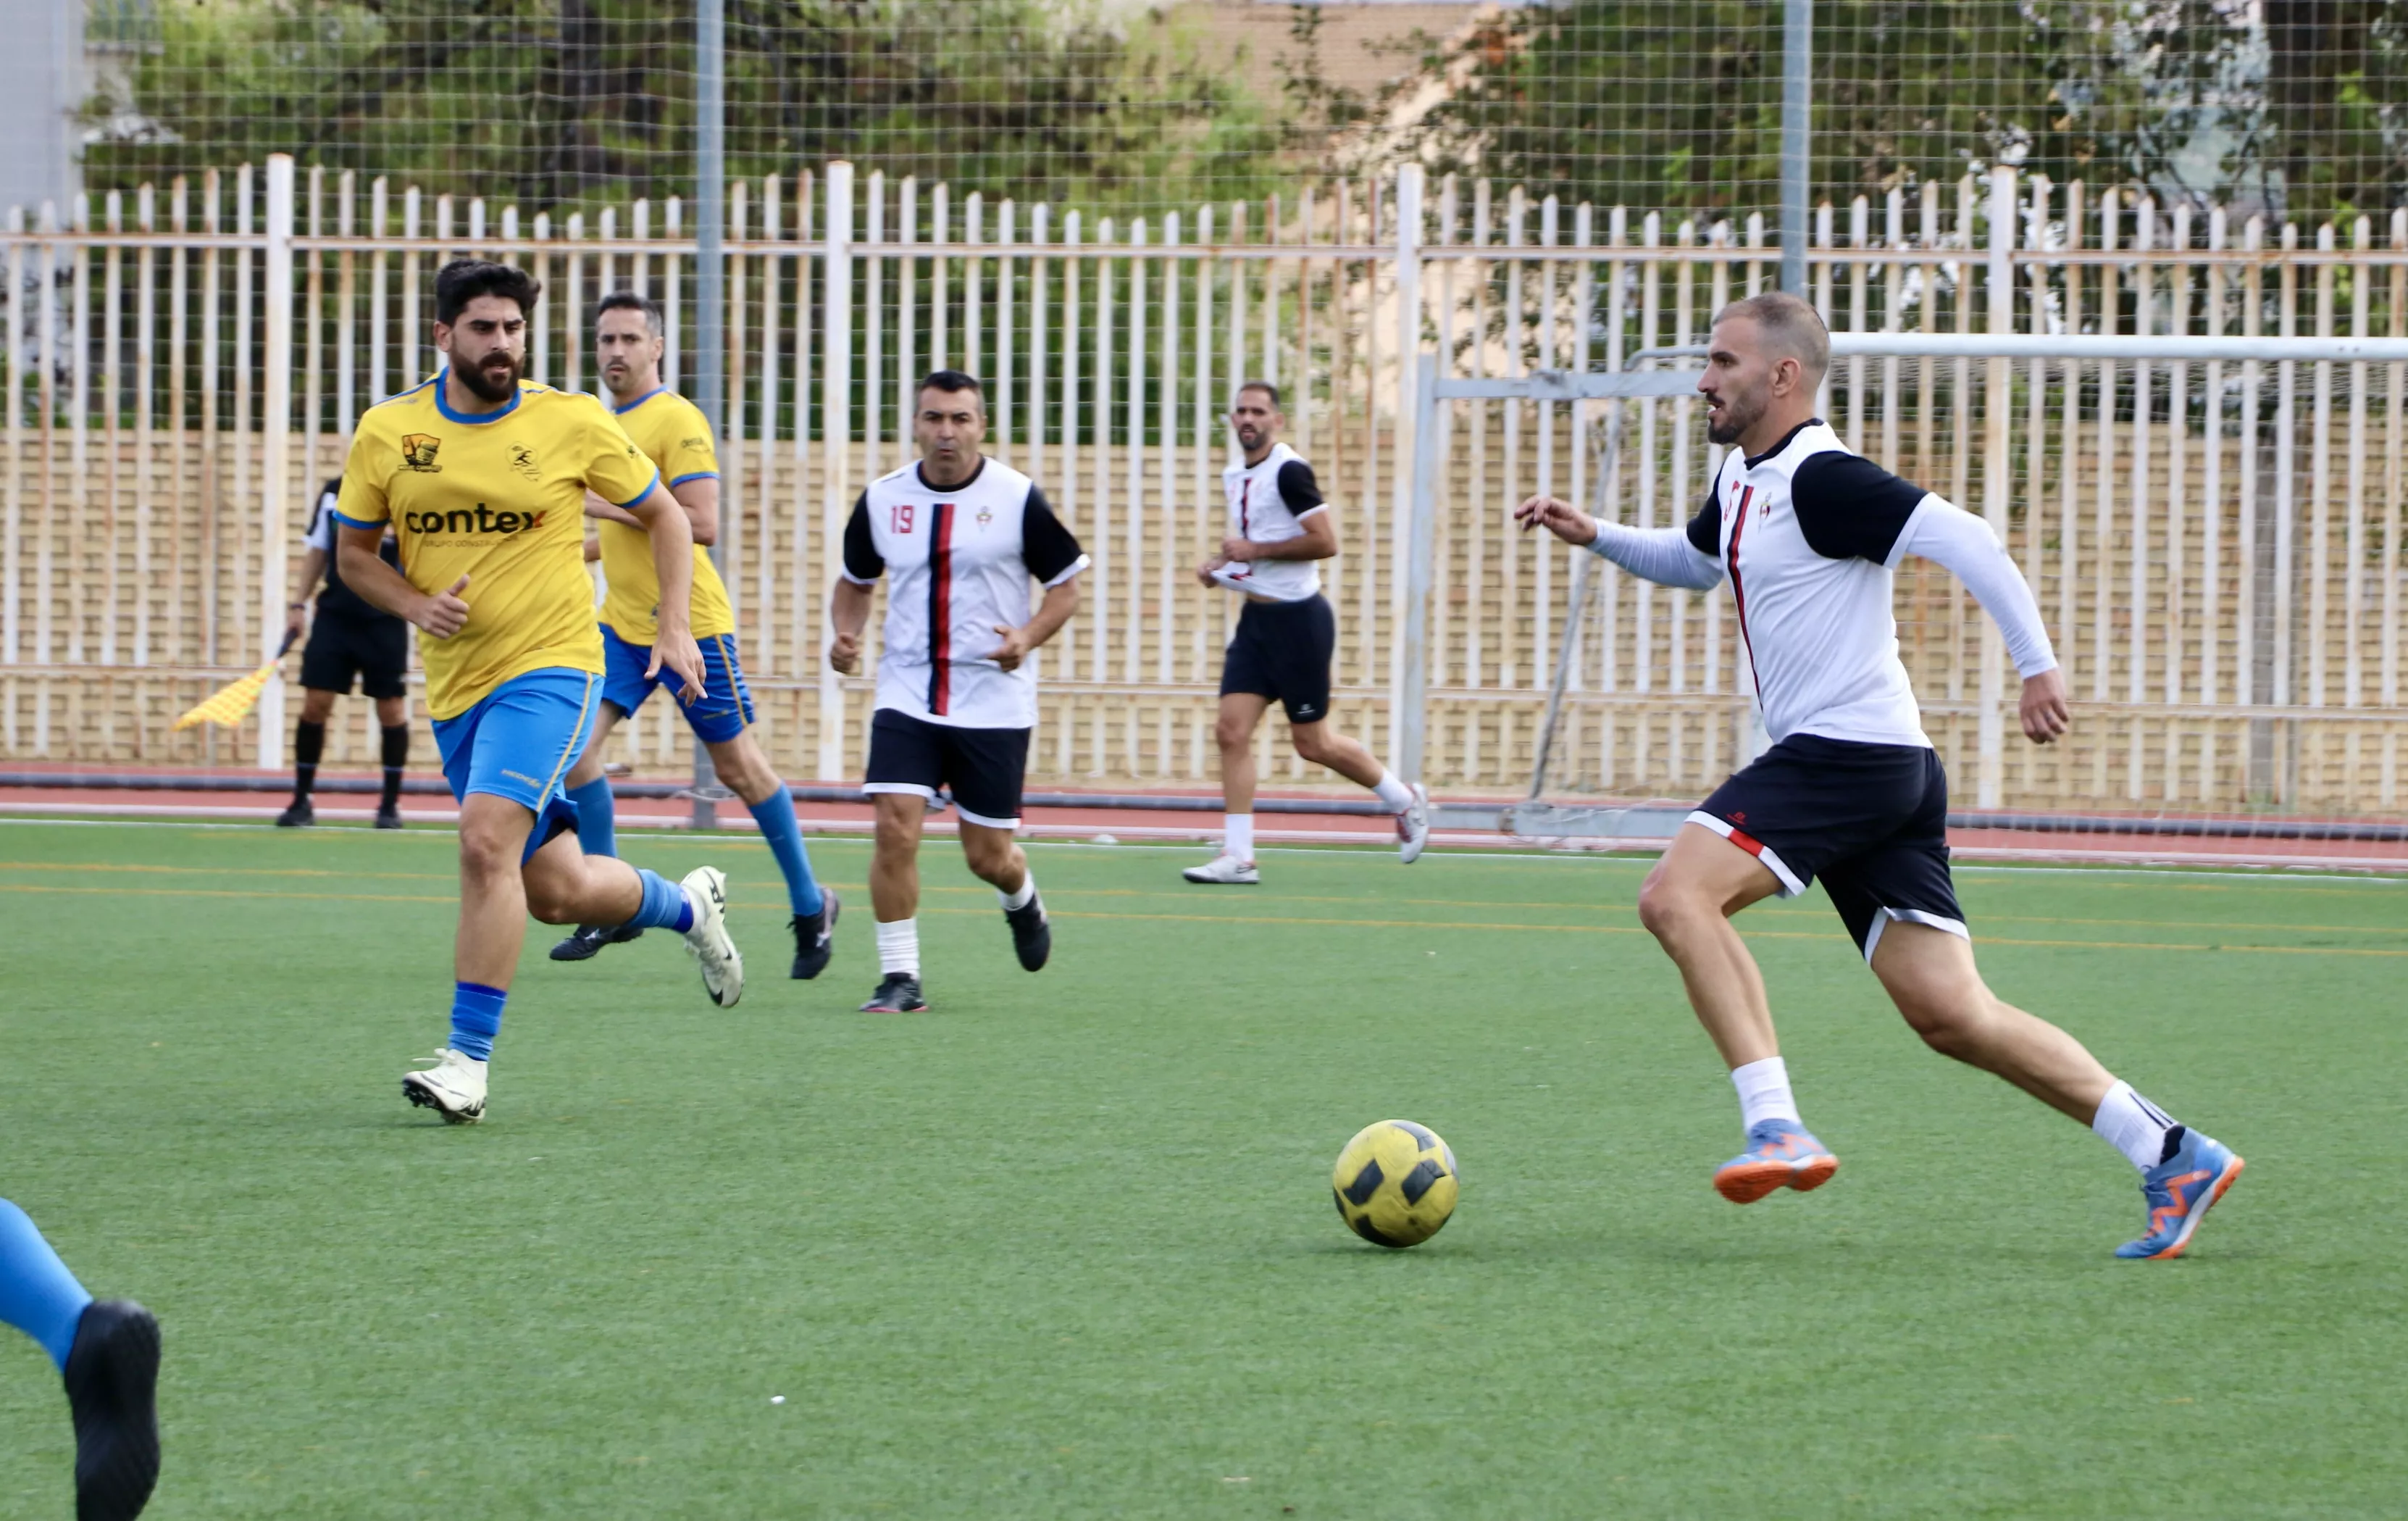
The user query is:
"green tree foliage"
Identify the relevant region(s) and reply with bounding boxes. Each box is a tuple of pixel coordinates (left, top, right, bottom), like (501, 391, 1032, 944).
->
(81, 0, 1284, 212)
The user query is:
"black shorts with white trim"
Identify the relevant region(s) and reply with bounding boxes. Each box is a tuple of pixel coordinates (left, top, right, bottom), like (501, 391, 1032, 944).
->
(862, 707, 1032, 829)
(1689, 733, 1966, 962)
(1218, 593, 1337, 725)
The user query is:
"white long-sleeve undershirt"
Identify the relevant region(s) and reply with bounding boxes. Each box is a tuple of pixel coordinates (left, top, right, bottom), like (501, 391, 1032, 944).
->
(1894, 501, 2059, 678)
(1586, 521, 1725, 591)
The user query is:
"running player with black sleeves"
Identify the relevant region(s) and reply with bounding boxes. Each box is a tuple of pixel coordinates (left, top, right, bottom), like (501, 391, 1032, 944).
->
(1517, 292, 2243, 1260)
(827, 371, 1089, 1014)
(1184, 383, 1430, 885)
(277, 477, 412, 829)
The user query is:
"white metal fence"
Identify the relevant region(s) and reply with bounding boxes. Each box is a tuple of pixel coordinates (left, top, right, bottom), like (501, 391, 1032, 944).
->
(4, 157, 2405, 814)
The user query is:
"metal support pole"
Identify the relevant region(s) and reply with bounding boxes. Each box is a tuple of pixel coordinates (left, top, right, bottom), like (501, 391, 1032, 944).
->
(690, 0, 725, 828)
(816, 163, 856, 786)
(256, 154, 295, 769)
(1385, 164, 1425, 771)
(1397, 354, 1442, 783)
(1778, 0, 1813, 295)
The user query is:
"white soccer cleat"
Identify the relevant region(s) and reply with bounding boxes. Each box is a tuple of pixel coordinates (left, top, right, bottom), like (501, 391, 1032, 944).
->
(1396, 781, 1431, 864)
(402, 1048, 488, 1125)
(680, 865, 745, 1007)
(1182, 854, 1260, 885)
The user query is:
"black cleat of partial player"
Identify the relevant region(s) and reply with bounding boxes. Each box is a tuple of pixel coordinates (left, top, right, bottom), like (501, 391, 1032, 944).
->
(64, 1299, 162, 1521)
(373, 806, 404, 830)
(859, 972, 929, 1013)
(1005, 892, 1051, 972)
(273, 799, 314, 828)
(791, 888, 840, 980)
(549, 922, 645, 962)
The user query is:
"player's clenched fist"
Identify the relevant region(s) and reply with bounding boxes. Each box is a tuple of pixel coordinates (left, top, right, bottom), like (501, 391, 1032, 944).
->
(1514, 494, 1600, 548)
(827, 630, 862, 676)
(413, 574, 472, 639)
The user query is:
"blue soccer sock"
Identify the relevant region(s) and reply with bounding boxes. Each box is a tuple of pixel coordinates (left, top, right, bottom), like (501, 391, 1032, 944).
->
(627, 868, 696, 934)
(746, 786, 824, 917)
(449, 981, 506, 1063)
(0, 1199, 95, 1372)
(567, 775, 618, 859)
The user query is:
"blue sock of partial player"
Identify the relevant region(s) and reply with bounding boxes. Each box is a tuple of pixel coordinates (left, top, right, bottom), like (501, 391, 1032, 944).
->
(448, 981, 506, 1063)
(567, 775, 617, 859)
(746, 787, 823, 917)
(627, 868, 696, 933)
(0, 1199, 95, 1372)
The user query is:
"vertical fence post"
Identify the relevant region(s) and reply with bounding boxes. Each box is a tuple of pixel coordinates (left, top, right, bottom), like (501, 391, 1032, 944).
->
(1976, 165, 2012, 807)
(256, 154, 296, 770)
(1386, 164, 1425, 770)
(1778, 0, 1813, 295)
(691, 0, 727, 828)
(816, 162, 855, 785)
(1400, 354, 1442, 784)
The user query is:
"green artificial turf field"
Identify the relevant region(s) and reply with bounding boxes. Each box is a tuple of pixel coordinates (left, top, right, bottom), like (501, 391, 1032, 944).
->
(1, 817, 2404, 1517)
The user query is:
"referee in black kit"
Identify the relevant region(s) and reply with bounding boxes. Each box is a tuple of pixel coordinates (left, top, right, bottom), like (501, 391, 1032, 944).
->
(278, 477, 412, 828)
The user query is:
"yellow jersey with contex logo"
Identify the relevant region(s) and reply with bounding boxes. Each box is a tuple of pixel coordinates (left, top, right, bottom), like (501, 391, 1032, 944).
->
(334, 372, 660, 720)
(598, 387, 735, 644)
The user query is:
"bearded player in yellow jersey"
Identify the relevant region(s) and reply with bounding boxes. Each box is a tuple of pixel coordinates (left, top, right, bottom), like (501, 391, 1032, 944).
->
(333, 259, 747, 1125)
(547, 291, 837, 981)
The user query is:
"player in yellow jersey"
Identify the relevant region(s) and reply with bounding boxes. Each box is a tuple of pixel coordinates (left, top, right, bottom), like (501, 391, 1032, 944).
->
(331, 259, 747, 1125)
(547, 291, 837, 980)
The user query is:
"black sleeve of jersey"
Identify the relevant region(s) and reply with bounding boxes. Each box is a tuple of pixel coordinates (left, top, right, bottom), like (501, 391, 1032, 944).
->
(1789, 454, 1930, 563)
(1684, 491, 1723, 556)
(1276, 459, 1325, 514)
(841, 493, 884, 580)
(1021, 487, 1087, 584)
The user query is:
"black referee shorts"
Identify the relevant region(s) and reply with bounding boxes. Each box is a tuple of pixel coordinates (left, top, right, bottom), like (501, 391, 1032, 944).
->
(1219, 593, 1337, 725)
(862, 707, 1032, 830)
(1690, 733, 1966, 964)
(300, 614, 409, 701)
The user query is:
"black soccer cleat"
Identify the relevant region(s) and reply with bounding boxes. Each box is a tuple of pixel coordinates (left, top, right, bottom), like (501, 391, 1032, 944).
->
(790, 888, 840, 980)
(1005, 891, 1051, 972)
(859, 973, 929, 1013)
(548, 922, 645, 962)
(64, 1299, 162, 1521)
(373, 806, 404, 830)
(273, 799, 314, 828)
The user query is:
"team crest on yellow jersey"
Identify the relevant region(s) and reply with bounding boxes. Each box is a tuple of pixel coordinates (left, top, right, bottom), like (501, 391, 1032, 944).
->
(508, 443, 541, 480)
(400, 434, 443, 472)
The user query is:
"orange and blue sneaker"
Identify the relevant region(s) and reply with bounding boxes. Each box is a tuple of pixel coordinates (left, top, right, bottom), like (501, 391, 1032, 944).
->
(2115, 1128, 2244, 1260)
(1713, 1120, 1840, 1204)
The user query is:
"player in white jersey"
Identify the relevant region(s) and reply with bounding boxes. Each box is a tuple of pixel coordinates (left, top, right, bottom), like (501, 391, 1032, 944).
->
(1183, 382, 1431, 885)
(1517, 293, 2242, 1260)
(829, 371, 1090, 1013)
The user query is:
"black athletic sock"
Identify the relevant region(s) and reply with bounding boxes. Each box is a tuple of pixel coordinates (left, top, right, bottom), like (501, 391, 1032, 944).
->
(2159, 1125, 2188, 1165)
(293, 720, 326, 801)
(379, 724, 409, 809)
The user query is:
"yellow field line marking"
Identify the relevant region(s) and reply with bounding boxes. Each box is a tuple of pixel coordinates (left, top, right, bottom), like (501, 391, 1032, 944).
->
(9, 882, 2404, 957)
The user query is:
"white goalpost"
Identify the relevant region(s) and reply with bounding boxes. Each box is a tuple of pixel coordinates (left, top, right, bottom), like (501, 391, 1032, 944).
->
(1405, 333, 2408, 854)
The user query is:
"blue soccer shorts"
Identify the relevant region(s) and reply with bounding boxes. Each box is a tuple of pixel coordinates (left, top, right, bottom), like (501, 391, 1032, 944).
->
(430, 667, 600, 862)
(599, 624, 756, 744)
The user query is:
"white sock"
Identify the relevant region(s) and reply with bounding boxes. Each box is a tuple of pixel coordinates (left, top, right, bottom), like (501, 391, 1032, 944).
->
(1371, 770, 1414, 812)
(1731, 1057, 1801, 1130)
(875, 918, 919, 978)
(1223, 812, 1255, 861)
(2091, 1079, 2178, 1172)
(998, 872, 1037, 912)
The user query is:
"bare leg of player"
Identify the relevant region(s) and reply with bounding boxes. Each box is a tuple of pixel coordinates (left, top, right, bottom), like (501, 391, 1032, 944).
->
(1215, 693, 1268, 815)
(453, 794, 541, 989)
(1868, 922, 2115, 1122)
(963, 820, 1050, 973)
(1634, 824, 1788, 1067)
(862, 792, 932, 1011)
(1294, 718, 1430, 865)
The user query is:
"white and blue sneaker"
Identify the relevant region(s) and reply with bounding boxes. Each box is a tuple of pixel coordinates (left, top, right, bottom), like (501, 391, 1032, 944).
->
(2115, 1128, 2244, 1260)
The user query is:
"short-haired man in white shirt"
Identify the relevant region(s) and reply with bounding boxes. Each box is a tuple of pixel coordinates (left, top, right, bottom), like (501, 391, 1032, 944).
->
(1517, 293, 2241, 1260)
(829, 371, 1089, 1013)
(1184, 382, 1430, 885)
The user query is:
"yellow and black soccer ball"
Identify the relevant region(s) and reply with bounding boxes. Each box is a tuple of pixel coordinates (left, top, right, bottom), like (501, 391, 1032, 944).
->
(1331, 1120, 1459, 1248)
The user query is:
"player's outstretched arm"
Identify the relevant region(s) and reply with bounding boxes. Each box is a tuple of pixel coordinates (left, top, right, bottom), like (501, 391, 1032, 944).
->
(624, 481, 706, 703)
(337, 522, 468, 637)
(1894, 504, 2067, 743)
(989, 575, 1082, 672)
(1515, 493, 1723, 591)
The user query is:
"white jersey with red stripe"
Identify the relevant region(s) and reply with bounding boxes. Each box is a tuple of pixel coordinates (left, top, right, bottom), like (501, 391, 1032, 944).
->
(841, 457, 1090, 729)
(1211, 442, 1327, 602)
(1694, 420, 1938, 749)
